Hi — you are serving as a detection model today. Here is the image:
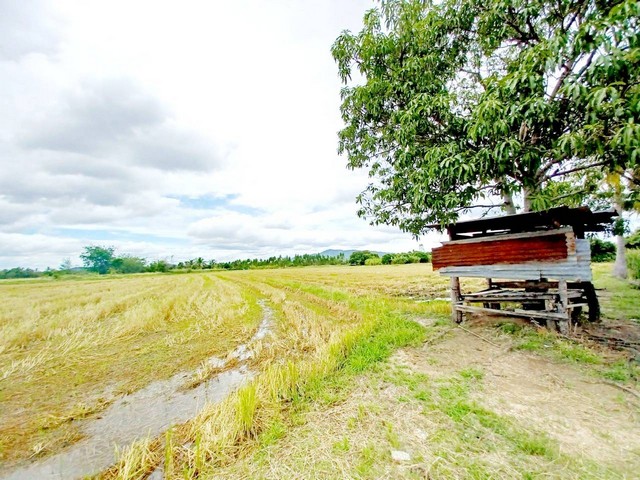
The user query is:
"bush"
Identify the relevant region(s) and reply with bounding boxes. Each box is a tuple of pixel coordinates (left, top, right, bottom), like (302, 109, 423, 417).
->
(349, 251, 379, 265)
(0, 267, 41, 279)
(410, 251, 431, 263)
(381, 253, 394, 265)
(391, 254, 412, 264)
(628, 250, 640, 280)
(626, 229, 640, 249)
(147, 260, 169, 272)
(590, 238, 616, 262)
(111, 256, 146, 274)
(364, 257, 382, 266)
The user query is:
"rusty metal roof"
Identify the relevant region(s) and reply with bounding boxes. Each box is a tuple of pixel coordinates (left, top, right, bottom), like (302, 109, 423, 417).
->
(432, 206, 617, 239)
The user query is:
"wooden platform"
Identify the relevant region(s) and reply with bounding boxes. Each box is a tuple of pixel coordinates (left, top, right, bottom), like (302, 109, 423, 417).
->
(451, 281, 597, 334)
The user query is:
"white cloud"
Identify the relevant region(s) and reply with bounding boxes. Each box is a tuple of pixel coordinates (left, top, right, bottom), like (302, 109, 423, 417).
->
(0, 0, 441, 270)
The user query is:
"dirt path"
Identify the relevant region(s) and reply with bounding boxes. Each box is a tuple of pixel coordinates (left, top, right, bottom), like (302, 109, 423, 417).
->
(395, 325, 640, 466)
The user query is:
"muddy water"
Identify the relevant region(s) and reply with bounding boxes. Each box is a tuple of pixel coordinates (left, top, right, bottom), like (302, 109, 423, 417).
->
(2, 301, 274, 480)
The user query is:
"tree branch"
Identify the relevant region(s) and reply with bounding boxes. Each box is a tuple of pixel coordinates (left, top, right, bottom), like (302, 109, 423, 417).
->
(548, 58, 575, 101)
(550, 189, 588, 202)
(453, 203, 501, 213)
(575, 49, 597, 80)
(460, 68, 484, 84)
(505, 7, 539, 45)
(549, 160, 609, 178)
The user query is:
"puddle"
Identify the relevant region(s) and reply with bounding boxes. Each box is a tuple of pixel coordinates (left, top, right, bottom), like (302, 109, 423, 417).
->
(2, 301, 275, 480)
(228, 300, 273, 362)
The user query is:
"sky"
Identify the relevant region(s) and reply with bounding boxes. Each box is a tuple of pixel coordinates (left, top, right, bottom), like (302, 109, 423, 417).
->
(0, 0, 446, 270)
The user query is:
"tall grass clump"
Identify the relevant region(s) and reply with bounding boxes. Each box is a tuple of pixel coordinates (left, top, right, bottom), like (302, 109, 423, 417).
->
(100, 437, 160, 480)
(627, 249, 640, 280)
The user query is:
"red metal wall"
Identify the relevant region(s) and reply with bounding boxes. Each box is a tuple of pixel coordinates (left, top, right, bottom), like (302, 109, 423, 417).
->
(432, 233, 570, 270)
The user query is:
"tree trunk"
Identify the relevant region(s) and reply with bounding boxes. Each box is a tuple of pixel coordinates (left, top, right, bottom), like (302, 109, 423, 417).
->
(613, 234, 627, 278)
(612, 192, 627, 279)
(503, 191, 516, 215)
(523, 187, 533, 213)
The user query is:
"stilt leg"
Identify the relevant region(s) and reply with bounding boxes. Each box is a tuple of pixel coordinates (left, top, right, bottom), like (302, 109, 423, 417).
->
(450, 276, 463, 323)
(557, 280, 570, 335)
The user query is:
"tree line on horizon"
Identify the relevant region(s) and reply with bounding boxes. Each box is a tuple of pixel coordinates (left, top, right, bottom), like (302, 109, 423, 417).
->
(2, 232, 639, 280)
(0, 246, 429, 279)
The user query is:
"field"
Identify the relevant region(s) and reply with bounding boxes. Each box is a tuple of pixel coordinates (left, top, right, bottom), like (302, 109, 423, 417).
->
(0, 264, 639, 479)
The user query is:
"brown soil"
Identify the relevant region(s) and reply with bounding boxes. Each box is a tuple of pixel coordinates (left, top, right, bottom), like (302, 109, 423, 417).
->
(580, 320, 640, 360)
(395, 322, 640, 465)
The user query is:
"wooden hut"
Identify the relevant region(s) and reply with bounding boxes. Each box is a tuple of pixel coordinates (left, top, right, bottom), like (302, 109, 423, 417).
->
(431, 206, 616, 334)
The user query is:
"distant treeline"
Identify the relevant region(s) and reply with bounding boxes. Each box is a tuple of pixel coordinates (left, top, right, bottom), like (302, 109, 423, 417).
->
(4, 233, 636, 279)
(347, 250, 431, 265)
(184, 253, 347, 271)
(0, 267, 43, 279)
(0, 248, 437, 279)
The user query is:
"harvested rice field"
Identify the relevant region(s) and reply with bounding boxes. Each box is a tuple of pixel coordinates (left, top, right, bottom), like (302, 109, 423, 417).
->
(0, 264, 639, 479)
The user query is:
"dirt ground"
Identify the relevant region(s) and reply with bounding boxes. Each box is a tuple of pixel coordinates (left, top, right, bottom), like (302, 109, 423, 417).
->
(217, 319, 640, 479)
(581, 320, 640, 361)
(395, 324, 640, 466)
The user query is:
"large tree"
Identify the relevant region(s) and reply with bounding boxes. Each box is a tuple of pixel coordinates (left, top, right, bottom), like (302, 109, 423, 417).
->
(80, 246, 115, 275)
(332, 0, 639, 234)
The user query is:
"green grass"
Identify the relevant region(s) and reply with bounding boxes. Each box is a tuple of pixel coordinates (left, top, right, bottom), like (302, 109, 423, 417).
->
(627, 249, 640, 280)
(602, 360, 640, 382)
(375, 365, 629, 479)
(497, 322, 640, 384)
(592, 262, 640, 321)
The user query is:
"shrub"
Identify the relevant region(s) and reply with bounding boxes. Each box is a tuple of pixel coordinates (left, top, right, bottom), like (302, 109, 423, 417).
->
(381, 253, 394, 265)
(391, 254, 412, 264)
(364, 257, 382, 266)
(111, 256, 146, 274)
(590, 238, 616, 262)
(349, 251, 379, 266)
(626, 229, 640, 249)
(147, 260, 169, 272)
(627, 250, 640, 280)
(410, 251, 431, 263)
(0, 267, 41, 279)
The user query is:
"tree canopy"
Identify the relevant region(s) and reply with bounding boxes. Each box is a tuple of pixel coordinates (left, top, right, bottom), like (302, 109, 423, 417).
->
(332, 0, 639, 235)
(80, 246, 115, 274)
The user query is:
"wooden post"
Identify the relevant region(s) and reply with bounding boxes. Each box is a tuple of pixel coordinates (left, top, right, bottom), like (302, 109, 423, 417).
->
(557, 280, 570, 335)
(582, 282, 600, 322)
(545, 299, 557, 331)
(450, 276, 463, 323)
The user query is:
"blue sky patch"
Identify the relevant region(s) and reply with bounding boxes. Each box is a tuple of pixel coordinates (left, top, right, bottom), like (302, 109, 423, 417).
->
(170, 194, 263, 215)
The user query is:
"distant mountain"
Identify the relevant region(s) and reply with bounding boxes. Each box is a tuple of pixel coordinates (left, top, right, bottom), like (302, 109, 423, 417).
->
(318, 249, 389, 258)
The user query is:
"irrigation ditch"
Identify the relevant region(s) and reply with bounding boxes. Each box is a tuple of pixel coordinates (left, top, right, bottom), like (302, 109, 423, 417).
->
(1, 301, 275, 480)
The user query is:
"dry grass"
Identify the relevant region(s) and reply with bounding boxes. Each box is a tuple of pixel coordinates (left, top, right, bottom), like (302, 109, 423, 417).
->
(0, 273, 263, 464)
(98, 267, 452, 478)
(3, 263, 637, 478)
